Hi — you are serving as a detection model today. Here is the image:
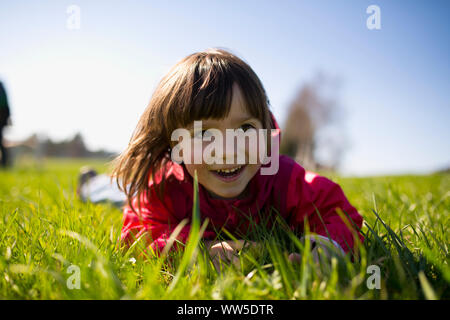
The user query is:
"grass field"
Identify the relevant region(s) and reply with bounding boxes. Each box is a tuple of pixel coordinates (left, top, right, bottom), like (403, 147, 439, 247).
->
(0, 158, 448, 299)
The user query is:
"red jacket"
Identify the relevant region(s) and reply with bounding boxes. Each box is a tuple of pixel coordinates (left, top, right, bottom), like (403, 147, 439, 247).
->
(121, 155, 364, 254)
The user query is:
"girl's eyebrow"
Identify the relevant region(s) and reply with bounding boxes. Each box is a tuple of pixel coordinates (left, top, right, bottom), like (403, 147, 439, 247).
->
(200, 116, 257, 127)
(233, 115, 257, 124)
(185, 116, 257, 130)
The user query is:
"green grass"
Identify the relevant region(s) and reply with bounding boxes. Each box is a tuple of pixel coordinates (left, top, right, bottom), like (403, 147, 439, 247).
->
(0, 158, 448, 299)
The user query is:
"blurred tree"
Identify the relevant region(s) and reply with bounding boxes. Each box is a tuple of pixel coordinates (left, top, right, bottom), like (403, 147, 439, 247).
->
(280, 73, 347, 172)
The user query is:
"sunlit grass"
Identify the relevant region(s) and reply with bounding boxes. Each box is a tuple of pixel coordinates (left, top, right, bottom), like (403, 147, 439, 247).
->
(0, 158, 448, 299)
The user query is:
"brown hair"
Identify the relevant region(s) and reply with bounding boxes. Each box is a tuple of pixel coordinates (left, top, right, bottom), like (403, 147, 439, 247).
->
(111, 48, 274, 210)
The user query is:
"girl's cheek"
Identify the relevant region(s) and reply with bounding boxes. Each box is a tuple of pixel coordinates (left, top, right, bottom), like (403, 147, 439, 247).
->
(184, 163, 207, 182)
(247, 133, 268, 165)
(180, 138, 204, 164)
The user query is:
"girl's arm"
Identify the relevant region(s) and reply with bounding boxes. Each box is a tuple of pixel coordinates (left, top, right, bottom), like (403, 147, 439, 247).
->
(121, 204, 190, 253)
(287, 165, 364, 255)
(204, 240, 260, 272)
(121, 191, 215, 254)
(121, 203, 256, 269)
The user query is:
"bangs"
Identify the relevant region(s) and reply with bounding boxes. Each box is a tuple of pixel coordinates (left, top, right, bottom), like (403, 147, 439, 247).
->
(170, 49, 271, 130)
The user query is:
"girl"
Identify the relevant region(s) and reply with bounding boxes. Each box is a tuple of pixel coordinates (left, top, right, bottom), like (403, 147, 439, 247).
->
(111, 48, 364, 266)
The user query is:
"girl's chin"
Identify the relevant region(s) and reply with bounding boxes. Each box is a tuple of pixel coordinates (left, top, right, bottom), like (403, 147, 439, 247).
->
(206, 187, 247, 200)
(193, 164, 259, 199)
(205, 170, 250, 199)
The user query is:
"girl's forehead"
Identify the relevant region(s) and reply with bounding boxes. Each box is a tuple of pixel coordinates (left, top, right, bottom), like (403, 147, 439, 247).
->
(183, 83, 265, 129)
(186, 105, 259, 129)
(187, 84, 255, 127)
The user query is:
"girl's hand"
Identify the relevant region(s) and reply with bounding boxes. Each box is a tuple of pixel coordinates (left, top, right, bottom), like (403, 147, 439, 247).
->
(204, 240, 258, 272)
(288, 235, 345, 265)
(288, 247, 332, 265)
(288, 252, 302, 264)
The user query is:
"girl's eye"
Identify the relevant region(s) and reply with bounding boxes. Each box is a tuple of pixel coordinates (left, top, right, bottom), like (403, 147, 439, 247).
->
(193, 130, 212, 139)
(202, 130, 213, 138)
(193, 131, 204, 139)
(240, 124, 256, 131)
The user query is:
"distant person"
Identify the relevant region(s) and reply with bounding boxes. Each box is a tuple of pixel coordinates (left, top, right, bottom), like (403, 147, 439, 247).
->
(0, 81, 11, 167)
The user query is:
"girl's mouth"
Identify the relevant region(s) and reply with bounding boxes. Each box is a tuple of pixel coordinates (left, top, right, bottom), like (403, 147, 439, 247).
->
(210, 165, 246, 182)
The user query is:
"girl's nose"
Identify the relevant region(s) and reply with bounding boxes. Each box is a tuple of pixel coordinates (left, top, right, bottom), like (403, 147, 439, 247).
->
(222, 132, 247, 165)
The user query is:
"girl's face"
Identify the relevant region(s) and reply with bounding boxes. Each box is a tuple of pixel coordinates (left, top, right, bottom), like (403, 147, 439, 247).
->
(183, 83, 264, 199)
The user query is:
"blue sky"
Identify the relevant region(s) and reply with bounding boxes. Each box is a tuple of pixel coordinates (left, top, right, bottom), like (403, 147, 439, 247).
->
(0, 0, 449, 176)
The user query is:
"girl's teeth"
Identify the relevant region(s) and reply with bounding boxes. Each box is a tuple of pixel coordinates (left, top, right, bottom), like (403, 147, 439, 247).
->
(216, 166, 242, 173)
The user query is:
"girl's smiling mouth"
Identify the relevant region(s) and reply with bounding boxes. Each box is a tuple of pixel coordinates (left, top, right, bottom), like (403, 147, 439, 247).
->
(210, 165, 247, 182)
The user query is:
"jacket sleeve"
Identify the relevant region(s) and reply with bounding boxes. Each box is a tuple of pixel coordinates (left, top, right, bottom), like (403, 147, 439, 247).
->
(121, 189, 215, 254)
(286, 165, 364, 254)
